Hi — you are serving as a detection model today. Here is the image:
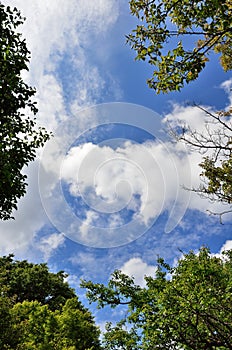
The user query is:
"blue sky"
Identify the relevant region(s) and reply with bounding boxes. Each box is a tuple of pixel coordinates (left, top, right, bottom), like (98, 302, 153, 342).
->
(1, 0, 232, 329)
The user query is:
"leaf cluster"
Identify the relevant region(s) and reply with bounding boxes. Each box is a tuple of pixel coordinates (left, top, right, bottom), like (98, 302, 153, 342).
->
(0, 4, 51, 220)
(82, 247, 232, 349)
(127, 0, 232, 93)
(0, 255, 101, 349)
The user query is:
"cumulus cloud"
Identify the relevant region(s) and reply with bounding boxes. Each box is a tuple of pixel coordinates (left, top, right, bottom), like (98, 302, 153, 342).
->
(53, 96, 232, 248)
(164, 103, 208, 131)
(120, 257, 156, 287)
(214, 240, 232, 260)
(220, 240, 232, 252)
(60, 140, 191, 227)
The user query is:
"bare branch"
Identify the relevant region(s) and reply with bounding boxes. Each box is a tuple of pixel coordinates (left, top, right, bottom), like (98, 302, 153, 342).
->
(206, 209, 232, 224)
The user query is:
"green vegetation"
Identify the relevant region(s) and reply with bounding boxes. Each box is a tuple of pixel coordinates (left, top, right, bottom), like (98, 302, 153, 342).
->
(127, 1, 232, 215)
(82, 247, 232, 349)
(0, 4, 50, 220)
(127, 0, 232, 93)
(0, 255, 101, 350)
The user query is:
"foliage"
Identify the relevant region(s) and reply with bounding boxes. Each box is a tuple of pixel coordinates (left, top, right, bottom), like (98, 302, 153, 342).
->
(0, 255, 101, 349)
(127, 0, 232, 93)
(56, 298, 102, 350)
(200, 155, 232, 204)
(127, 1, 232, 214)
(0, 294, 20, 349)
(0, 254, 76, 310)
(82, 247, 232, 349)
(10, 298, 101, 350)
(0, 4, 50, 220)
(11, 300, 58, 350)
(169, 105, 232, 218)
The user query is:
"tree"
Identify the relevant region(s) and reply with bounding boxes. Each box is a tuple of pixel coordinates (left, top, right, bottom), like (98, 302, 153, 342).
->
(10, 298, 101, 350)
(0, 294, 20, 349)
(127, 1, 232, 215)
(56, 298, 102, 350)
(168, 104, 232, 219)
(127, 0, 232, 93)
(0, 255, 102, 349)
(11, 300, 59, 350)
(82, 247, 232, 349)
(0, 254, 76, 310)
(0, 4, 50, 220)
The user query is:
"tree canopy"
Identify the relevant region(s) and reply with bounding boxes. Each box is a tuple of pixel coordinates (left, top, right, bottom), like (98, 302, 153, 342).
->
(0, 254, 76, 310)
(0, 255, 101, 349)
(126, 1, 232, 215)
(0, 4, 50, 220)
(127, 0, 232, 93)
(82, 247, 232, 349)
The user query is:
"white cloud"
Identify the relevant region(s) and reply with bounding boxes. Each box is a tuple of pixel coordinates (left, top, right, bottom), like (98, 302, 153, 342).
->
(214, 240, 232, 260)
(120, 257, 156, 287)
(36, 74, 68, 132)
(4, 0, 120, 127)
(37, 232, 65, 260)
(220, 240, 232, 252)
(69, 251, 110, 280)
(5, 0, 119, 81)
(163, 102, 232, 213)
(62, 137, 222, 220)
(79, 211, 99, 239)
(55, 98, 232, 247)
(221, 78, 232, 106)
(60, 140, 191, 227)
(0, 161, 48, 256)
(108, 214, 124, 228)
(0, 0, 120, 255)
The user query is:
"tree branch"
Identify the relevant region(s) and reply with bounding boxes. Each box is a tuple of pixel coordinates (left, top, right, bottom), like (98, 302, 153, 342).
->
(206, 209, 232, 224)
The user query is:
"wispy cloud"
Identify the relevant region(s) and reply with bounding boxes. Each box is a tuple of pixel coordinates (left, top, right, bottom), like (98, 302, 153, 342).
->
(0, 162, 48, 256)
(221, 78, 232, 106)
(36, 232, 65, 260)
(0, 0, 120, 256)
